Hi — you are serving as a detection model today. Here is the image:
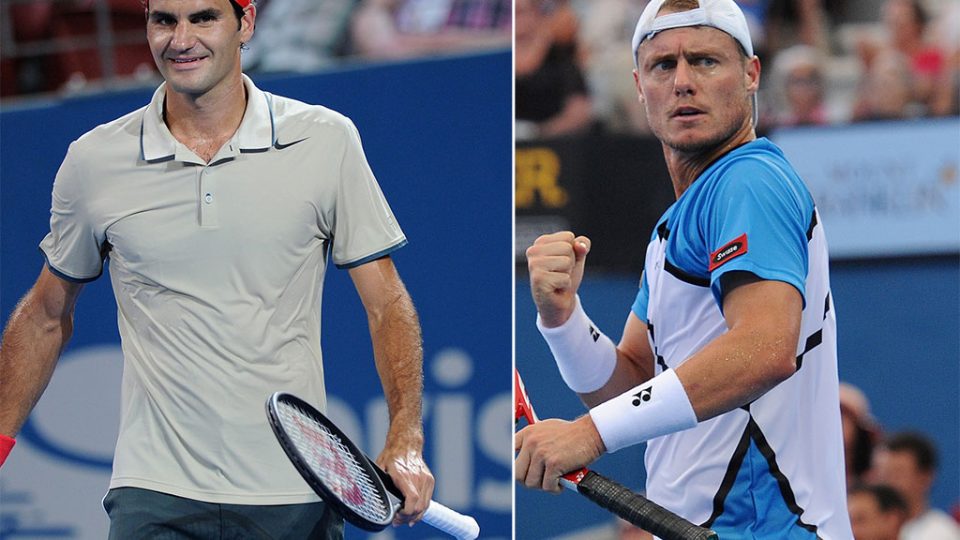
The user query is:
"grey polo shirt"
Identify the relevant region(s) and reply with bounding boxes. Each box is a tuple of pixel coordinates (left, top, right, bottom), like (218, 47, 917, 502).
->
(40, 75, 406, 504)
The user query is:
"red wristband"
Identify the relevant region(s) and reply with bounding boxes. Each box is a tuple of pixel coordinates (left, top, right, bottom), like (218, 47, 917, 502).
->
(0, 434, 15, 467)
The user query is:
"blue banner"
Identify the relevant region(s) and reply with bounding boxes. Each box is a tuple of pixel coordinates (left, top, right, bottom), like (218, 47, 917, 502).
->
(773, 118, 960, 258)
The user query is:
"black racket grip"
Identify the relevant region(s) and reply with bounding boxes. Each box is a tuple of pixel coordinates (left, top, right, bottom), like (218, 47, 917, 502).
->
(576, 471, 717, 540)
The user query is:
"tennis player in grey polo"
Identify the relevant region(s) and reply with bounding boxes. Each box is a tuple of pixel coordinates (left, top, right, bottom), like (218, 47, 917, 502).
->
(0, 0, 435, 537)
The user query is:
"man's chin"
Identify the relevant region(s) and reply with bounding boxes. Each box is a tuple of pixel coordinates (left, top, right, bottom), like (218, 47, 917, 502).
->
(662, 125, 740, 155)
(160, 71, 209, 95)
(165, 80, 210, 97)
(665, 134, 721, 154)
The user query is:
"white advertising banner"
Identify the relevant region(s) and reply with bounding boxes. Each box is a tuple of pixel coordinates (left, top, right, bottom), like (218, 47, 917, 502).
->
(773, 118, 960, 258)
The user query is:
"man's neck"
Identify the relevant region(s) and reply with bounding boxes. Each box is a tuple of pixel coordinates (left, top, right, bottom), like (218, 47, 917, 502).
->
(164, 75, 248, 161)
(663, 122, 757, 199)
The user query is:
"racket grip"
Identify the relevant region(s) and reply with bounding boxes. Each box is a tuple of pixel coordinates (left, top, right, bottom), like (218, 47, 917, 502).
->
(422, 500, 480, 540)
(577, 471, 717, 540)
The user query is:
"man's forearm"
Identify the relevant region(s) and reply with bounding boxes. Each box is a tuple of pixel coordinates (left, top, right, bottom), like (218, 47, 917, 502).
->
(0, 292, 73, 436)
(578, 347, 655, 408)
(368, 288, 425, 445)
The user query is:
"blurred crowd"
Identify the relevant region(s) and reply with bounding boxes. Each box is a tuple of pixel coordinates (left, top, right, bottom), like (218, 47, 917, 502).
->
(5, 0, 957, 126)
(0, 0, 512, 99)
(837, 383, 959, 540)
(516, 0, 960, 139)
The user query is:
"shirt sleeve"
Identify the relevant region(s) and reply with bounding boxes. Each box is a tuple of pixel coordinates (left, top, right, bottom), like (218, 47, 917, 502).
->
(701, 159, 812, 307)
(331, 119, 407, 269)
(38, 142, 107, 282)
(631, 271, 650, 323)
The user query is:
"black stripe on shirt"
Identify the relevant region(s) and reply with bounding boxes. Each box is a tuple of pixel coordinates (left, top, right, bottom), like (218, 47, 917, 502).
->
(795, 330, 823, 371)
(664, 258, 710, 287)
(750, 418, 820, 535)
(704, 418, 821, 536)
(657, 220, 670, 241)
(806, 209, 818, 241)
(704, 420, 752, 528)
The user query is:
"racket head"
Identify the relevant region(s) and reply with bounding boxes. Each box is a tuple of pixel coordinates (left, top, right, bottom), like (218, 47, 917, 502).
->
(266, 392, 396, 531)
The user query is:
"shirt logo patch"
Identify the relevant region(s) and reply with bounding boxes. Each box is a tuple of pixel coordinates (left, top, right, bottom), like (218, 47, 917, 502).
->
(709, 233, 748, 271)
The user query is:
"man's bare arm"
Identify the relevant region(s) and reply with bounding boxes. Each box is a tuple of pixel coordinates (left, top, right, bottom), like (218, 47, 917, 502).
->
(676, 273, 801, 421)
(0, 266, 84, 437)
(578, 312, 656, 408)
(516, 274, 802, 491)
(348, 256, 434, 525)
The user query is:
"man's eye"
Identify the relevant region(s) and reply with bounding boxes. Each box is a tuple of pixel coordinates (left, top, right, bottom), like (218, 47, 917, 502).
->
(654, 60, 675, 71)
(696, 57, 718, 67)
(191, 14, 218, 23)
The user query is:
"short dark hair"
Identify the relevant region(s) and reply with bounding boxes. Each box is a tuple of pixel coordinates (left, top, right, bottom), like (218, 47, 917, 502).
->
(849, 483, 909, 514)
(228, 1, 245, 22)
(884, 432, 938, 472)
(851, 423, 877, 477)
(142, 1, 248, 26)
(907, 0, 929, 28)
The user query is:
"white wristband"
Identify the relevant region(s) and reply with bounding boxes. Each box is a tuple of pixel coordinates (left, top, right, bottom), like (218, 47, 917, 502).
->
(589, 369, 698, 453)
(537, 295, 617, 394)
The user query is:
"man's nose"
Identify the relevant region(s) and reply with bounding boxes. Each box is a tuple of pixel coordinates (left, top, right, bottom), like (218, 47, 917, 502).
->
(673, 60, 695, 97)
(170, 22, 197, 51)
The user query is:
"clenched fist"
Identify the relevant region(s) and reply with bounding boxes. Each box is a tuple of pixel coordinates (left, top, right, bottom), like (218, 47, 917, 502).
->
(526, 232, 591, 327)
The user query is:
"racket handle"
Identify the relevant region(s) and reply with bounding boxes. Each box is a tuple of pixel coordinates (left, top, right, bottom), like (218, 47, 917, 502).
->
(422, 500, 480, 540)
(577, 471, 717, 540)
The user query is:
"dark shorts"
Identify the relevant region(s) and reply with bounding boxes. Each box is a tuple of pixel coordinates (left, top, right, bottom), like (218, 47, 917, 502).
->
(103, 487, 343, 540)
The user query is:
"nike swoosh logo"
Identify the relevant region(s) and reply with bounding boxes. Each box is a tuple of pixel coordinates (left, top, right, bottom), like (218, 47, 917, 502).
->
(274, 137, 309, 150)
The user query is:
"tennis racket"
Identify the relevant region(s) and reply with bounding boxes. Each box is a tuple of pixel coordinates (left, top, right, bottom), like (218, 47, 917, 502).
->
(266, 392, 480, 539)
(514, 369, 717, 540)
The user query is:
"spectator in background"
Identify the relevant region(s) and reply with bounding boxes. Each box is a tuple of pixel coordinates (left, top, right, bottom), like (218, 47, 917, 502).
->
(854, 0, 946, 118)
(350, 0, 511, 61)
(873, 432, 960, 540)
(847, 483, 909, 540)
(548, 0, 581, 50)
(838, 382, 881, 490)
(763, 0, 829, 59)
(241, 0, 358, 73)
(928, 2, 960, 117)
(574, 0, 649, 133)
(1, 1, 55, 96)
(766, 44, 829, 128)
(851, 49, 915, 121)
(880, 0, 944, 112)
(515, 0, 593, 139)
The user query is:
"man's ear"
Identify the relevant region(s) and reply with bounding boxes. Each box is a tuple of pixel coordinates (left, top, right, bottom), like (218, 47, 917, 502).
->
(634, 69, 645, 104)
(745, 55, 761, 95)
(240, 4, 256, 41)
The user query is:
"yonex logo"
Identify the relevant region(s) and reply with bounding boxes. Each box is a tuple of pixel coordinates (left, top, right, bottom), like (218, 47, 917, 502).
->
(588, 325, 600, 342)
(631, 387, 652, 406)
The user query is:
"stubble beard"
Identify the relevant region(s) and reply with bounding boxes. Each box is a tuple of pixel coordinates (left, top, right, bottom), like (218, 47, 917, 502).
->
(658, 111, 745, 155)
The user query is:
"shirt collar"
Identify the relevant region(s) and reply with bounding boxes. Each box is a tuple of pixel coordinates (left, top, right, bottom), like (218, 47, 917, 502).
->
(139, 74, 275, 162)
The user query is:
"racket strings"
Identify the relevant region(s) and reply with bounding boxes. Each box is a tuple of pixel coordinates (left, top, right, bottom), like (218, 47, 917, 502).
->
(277, 402, 392, 523)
